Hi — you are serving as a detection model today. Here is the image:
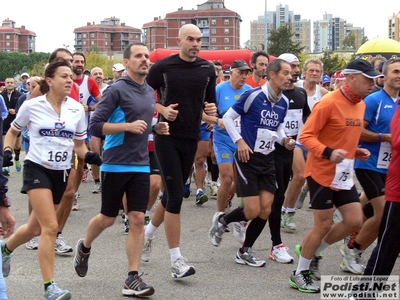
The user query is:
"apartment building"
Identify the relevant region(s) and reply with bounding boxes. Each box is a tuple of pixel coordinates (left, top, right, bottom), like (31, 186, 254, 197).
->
(0, 18, 36, 53)
(73, 17, 142, 54)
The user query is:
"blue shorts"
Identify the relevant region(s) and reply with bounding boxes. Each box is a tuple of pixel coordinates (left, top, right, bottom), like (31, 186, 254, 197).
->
(295, 142, 308, 159)
(199, 123, 211, 141)
(214, 139, 237, 164)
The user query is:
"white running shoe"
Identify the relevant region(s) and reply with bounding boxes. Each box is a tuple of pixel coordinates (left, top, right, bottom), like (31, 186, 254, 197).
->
(210, 182, 218, 197)
(235, 248, 266, 267)
(55, 234, 73, 255)
(233, 221, 247, 244)
(208, 212, 225, 247)
(26, 236, 39, 250)
(269, 244, 294, 263)
(171, 257, 195, 278)
(343, 244, 364, 275)
(141, 235, 155, 262)
(295, 185, 308, 209)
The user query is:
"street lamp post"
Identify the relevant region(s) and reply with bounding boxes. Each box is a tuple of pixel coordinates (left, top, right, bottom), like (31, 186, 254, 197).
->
(264, 0, 268, 52)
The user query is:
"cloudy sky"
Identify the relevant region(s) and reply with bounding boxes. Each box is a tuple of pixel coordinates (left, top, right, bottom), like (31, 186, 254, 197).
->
(2, 0, 395, 53)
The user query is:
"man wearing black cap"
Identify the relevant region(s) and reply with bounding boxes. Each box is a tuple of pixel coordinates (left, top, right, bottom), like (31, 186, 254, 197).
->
(208, 59, 252, 245)
(289, 59, 381, 293)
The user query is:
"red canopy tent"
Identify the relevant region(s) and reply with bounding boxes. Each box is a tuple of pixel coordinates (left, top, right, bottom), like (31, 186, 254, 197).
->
(149, 48, 276, 67)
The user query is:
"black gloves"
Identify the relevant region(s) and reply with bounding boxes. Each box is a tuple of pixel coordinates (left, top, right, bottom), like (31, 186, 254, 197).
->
(3, 150, 13, 167)
(84, 151, 102, 166)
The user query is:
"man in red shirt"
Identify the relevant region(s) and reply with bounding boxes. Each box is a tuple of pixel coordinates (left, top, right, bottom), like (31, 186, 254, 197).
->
(71, 52, 101, 211)
(245, 51, 269, 88)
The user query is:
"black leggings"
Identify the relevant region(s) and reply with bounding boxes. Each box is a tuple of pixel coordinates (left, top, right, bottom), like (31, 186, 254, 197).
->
(154, 135, 197, 214)
(269, 150, 293, 246)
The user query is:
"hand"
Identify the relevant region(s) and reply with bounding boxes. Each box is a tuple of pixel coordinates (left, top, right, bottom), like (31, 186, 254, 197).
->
(282, 137, 295, 150)
(217, 118, 226, 130)
(84, 151, 102, 166)
(8, 109, 16, 115)
(162, 103, 179, 121)
(154, 122, 169, 135)
(80, 102, 89, 112)
(355, 148, 370, 162)
(205, 123, 213, 131)
(330, 149, 348, 164)
(236, 139, 253, 163)
(0, 206, 16, 238)
(3, 150, 13, 167)
(204, 102, 217, 116)
(128, 120, 148, 134)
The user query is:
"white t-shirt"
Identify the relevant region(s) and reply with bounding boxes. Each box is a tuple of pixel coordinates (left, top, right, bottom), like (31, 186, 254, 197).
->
(11, 95, 87, 170)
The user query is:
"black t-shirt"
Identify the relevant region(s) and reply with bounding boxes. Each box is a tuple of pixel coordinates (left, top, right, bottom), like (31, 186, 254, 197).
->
(275, 86, 310, 154)
(146, 54, 216, 140)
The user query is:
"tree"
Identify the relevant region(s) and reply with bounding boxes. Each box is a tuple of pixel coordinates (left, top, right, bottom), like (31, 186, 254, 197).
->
(342, 31, 356, 50)
(0, 51, 49, 80)
(319, 50, 348, 74)
(267, 25, 305, 57)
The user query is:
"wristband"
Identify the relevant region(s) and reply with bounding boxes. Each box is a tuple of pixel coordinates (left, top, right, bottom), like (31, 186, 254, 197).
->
(214, 118, 219, 125)
(379, 133, 382, 143)
(151, 125, 157, 134)
(0, 197, 11, 208)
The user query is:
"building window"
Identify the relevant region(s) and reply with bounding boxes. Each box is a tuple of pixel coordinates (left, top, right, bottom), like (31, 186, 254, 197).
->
(91, 33, 95, 38)
(181, 21, 186, 26)
(6, 42, 10, 46)
(211, 19, 216, 25)
(211, 38, 216, 43)
(224, 29, 229, 34)
(83, 33, 87, 38)
(211, 28, 216, 34)
(105, 41, 108, 46)
(105, 33, 108, 38)
(224, 19, 229, 25)
(83, 41, 86, 45)
(224, 38, 229, 43)
(91, 41, 94, 45)
(5, 35, 10, 39)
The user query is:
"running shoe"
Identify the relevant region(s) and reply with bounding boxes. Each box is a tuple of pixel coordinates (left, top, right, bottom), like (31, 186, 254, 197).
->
(183, 177, 191, 199)
(55, 234, 73, 255)
(269, 243, 294, 263)
(122, 273, 155, 297)
(73, 239, 90, 277)
(342, 244, 364, 275)
(294, 244, 322, 281)
(210, 182, 218, 197)
(235, 248, 266, 267)
(195, 189, 208, 205)
(92, 182, 101, 194)
(43, 282, 71, 300)
(171, 257, 195, 278)
(282, 212, 296, 230)
(208, 212, 225, 247)
(295, 185, 308, 209)
(124, 218, 130, 235)
(233, 221, 247, 244)
(141, 235, 155, 262)
(289, 270, 320, 293)
(81, 168, 90, 182)
(1, 241, 12, 277)
(15, 160, 22, 172)
(26, 236, 39, 250)
(72, 199, 80, 211)
(2, 167, 10, 177)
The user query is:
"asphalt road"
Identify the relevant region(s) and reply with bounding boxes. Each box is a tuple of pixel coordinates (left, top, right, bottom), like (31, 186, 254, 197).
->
(2, 156, 397, 300)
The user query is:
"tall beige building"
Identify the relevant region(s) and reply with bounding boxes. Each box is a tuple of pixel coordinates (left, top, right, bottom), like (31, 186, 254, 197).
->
(389, 12, 400, 41)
